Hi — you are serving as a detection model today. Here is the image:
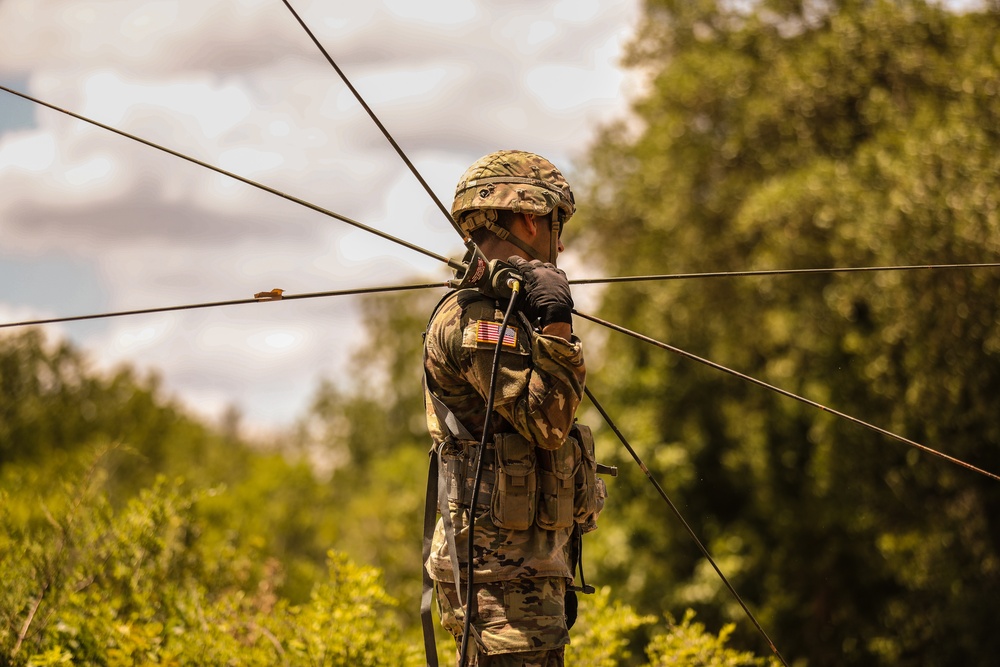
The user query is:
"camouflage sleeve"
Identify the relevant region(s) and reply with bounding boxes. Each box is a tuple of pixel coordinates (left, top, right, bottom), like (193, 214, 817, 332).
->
(507, 331, 586, 449)
(425, 290, 586, 450)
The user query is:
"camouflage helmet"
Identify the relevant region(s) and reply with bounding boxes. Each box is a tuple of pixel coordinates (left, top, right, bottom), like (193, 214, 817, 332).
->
(451, 150, 576, 236)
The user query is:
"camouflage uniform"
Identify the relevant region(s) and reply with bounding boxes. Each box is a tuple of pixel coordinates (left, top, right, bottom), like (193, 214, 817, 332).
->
(423, 287, 586, 664)
(436, 578, 568, 666)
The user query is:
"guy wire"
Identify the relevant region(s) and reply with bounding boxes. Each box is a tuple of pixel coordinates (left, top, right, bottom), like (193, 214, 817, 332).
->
(0, 283, 448, 329)
(0, 84, 463, 272)
(569, 262, 1000, 284)
(574, 309, 1000, 483)
(585, 385, 789, 666)
(7, 262, 997, 331)
(279, 0, 469, 242)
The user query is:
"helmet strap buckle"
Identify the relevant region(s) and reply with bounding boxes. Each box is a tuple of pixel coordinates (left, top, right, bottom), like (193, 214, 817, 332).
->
(549, 217, 561, 266)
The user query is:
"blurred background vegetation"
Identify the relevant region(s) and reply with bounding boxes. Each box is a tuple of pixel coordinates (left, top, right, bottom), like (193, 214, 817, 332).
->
(3, 1, 999, 665)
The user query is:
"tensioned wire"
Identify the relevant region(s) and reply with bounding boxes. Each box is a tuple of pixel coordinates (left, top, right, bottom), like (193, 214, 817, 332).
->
(5, 82, 997, 337)
(0, 282, 449, 329)
(585, 385, 789, 665)
(278, 0, 466, 241)
(5, 263, 1000, 329)
(3, 61, 998, 503)
(570, 263, 1000, 283)
(0, 84, 465, 273)
(574, 309, 1000, 483)
(7, 90, 996, 291)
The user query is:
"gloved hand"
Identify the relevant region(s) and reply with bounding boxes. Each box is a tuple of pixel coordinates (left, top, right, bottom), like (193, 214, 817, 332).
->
(507, 257, 574, 327)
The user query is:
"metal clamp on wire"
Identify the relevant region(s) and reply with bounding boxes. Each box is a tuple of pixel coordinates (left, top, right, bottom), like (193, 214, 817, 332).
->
(449, 240, 523, 300)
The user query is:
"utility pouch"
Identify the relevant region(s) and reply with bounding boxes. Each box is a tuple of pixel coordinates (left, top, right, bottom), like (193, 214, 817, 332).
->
(491, 432, 537, 530)
(441, 437, 493, 513)
(572, 424, 606, 533)
(536, 435, 578, 530)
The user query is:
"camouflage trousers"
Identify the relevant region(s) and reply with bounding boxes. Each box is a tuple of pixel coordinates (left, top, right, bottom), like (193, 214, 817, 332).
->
(435, 577, 569, 667)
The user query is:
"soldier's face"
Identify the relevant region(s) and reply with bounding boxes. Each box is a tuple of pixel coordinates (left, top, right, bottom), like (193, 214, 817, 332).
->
(509, 212, 564, 264)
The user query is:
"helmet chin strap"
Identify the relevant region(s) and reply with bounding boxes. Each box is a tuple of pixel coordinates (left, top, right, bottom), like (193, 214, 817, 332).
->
(508, 231, 549, 264)
(464, 208, 560, 265)
(508, 214, 560, 266)
(549, 217, 561, 267)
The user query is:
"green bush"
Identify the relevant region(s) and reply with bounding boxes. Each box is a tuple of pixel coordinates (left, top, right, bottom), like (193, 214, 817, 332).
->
(0, 454, 414, 667)
(646, 610, 780, 667)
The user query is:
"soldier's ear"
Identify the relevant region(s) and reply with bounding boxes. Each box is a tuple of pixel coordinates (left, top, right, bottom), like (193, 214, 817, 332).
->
(520, 214, 539, 238)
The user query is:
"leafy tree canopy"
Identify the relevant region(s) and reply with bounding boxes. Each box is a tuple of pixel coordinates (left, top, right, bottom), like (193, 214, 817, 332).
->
(574, 0, 1000, 664)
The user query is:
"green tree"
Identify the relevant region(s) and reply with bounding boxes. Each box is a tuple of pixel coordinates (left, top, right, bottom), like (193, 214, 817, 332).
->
(0, 328, 352, 605)
(576, 0, 1000, 664)
(0, 328, 257, 495)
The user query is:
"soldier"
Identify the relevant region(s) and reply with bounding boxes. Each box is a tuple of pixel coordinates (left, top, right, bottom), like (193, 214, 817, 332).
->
(422, 150, 593, 667)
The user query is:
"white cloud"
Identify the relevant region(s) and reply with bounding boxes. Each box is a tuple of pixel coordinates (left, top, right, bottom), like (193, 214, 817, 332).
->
(217, 147, 286, 174)
(554, 0, 602, 22)
(0, 0, 309, 77)
(64, 155, 115, 186)
(80, 71, 255, 139)
(525, 21, 559, 47)
(0, 132, 56, 172)
(344, 65, 454, 109)
(383, 0, 478, 25)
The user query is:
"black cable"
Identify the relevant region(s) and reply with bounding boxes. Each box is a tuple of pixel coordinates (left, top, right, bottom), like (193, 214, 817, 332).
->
(7, 261, 1000, 331)
(459, 280, 522, 666)
(568, 262, 1000, 285)
(574, 309, 1000, 483)
(0, 282, 448, 329)
(0, 84, 464, 272)
(584, 385, 789, 666)
(279, 0, 468, 242)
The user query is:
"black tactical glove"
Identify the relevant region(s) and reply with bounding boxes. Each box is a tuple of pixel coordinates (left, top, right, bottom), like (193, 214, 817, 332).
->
(507, 257, 574, 327)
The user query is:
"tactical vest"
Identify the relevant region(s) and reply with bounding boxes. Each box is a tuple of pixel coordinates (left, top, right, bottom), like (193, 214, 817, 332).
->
(429, 407, 606, 535)
(420, 288, 607, 538)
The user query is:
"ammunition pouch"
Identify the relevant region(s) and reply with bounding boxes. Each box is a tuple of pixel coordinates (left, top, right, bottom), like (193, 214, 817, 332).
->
(536, 433, 578, 530)
(492, 432, 537, 530)
(571, 424, 606, 534)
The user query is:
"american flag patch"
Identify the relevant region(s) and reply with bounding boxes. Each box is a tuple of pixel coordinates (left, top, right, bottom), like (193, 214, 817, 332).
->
(476, 321, 518, 347)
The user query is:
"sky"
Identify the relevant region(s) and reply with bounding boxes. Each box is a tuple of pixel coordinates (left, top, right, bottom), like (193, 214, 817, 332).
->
(0, 0, 643, 432)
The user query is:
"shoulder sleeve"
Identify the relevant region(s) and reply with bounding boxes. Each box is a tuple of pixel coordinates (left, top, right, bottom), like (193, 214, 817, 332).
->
(506, 332, 585, 449)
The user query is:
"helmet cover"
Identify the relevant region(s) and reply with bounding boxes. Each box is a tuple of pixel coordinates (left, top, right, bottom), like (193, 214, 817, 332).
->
(451, 149, 575, 236)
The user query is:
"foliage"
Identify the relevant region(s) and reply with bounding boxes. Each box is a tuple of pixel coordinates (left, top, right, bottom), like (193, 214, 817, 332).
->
(646, 610, 780, 667)
(566, 586, 656, 666)
(0, 328, 418, 665)
(1, 302, 778, 666)
(8, 4, 1000, 663)
(0, 451, 416, 667)
(575, 0, 1000, 664)
(0, 328, 256, 498)
(286, 290, 438, 624)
